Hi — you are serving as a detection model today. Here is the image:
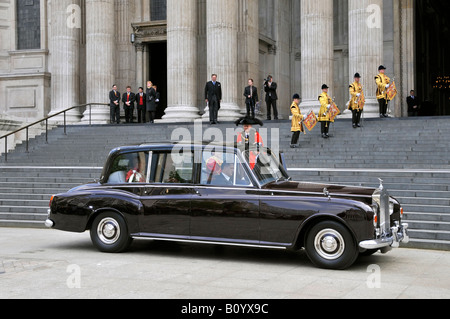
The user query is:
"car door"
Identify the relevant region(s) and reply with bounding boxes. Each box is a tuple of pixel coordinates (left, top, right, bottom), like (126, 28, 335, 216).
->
(138, 150, 194, 237)
(190, 149, 260, 243)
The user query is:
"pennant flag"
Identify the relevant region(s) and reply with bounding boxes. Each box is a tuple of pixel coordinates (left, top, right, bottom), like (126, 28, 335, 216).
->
(386, 81, 397, 101)
(303, 110, 318, 132)
(358, 91, 366, 110)
(328, 102, 341, 122)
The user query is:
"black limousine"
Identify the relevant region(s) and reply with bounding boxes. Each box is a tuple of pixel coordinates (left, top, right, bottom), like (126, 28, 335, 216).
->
(46, 142, 409, 270)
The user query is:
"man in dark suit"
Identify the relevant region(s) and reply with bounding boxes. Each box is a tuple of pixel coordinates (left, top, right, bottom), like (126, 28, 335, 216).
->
(122, 86, 136, 123)
(205, 74, 222, 124)
(135, 87, 146, 123)
(264, 75, 278, 120)
(109, 84, 121, 124)
(407, 90, 420, 117)
(243, 78, 259, 119)
(146, 81, 157, 123)
(212, 163, 234, 186)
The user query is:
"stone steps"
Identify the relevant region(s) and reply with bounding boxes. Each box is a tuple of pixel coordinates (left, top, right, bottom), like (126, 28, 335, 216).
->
(1, 116, 450, 250)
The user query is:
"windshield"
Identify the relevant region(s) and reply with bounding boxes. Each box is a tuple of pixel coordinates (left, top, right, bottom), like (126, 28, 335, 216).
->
(242, 148, 290, 185)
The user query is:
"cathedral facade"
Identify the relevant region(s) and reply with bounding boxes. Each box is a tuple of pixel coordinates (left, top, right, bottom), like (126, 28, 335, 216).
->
(0, 0, 448, 125)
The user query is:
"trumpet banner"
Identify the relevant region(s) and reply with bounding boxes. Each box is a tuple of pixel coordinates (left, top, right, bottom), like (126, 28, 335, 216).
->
(386, 81, 397, 101)
(358, 91, 366, 110)
(328, 103, 340, 122)
(303, 111, 318, 132)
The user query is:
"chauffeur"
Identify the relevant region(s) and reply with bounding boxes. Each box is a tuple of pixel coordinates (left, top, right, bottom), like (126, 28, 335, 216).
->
(375, 65, 391, 118)
(318, 84, 333, 139)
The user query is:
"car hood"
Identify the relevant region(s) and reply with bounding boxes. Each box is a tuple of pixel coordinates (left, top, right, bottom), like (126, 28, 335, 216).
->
(264, 181, 375, 204)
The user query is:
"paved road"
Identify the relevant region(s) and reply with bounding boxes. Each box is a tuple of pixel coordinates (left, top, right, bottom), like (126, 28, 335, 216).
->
(1, 227, 449, 300)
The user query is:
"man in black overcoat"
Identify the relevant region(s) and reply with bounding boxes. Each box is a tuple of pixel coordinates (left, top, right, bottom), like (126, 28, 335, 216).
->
(109, 84, 121, 124)
(122, 86, 136, 123)
(204, 74, 222, 124)
(243, 78, 259, 119)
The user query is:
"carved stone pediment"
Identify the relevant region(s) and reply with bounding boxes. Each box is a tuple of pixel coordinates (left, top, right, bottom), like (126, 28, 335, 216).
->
(132, 21, 167, 43)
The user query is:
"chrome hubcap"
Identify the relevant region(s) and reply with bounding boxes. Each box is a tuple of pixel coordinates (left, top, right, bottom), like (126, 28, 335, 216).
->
(314, 229, 345, 260)
(97, 218, 120, 245)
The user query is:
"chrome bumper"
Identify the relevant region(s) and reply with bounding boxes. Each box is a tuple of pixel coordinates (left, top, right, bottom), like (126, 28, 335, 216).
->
(45, 219, 54, 228)
(359, 223, 409, 252)
(45, 209, 54, 228)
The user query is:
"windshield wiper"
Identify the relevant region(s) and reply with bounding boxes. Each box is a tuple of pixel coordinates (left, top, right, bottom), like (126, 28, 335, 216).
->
(275, 176, 289, 183)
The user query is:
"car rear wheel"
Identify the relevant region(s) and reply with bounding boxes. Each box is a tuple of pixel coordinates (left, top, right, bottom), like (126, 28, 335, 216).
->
(305, 220, 358, 270)
(90, 212, 133, 253)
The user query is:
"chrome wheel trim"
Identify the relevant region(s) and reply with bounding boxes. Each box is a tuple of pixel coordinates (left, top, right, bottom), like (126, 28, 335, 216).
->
(314, 228, 345, 260)
(97, 217, 121, 245)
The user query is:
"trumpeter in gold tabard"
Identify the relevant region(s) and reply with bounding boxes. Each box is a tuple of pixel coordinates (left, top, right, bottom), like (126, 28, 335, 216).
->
(318, 84, 332, 138)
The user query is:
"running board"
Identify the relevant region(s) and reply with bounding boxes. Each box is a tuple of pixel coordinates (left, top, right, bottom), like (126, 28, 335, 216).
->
(131, 234, 289, 250)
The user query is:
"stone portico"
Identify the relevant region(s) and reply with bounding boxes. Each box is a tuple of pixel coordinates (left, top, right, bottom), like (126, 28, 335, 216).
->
(0, 0, 440, 125)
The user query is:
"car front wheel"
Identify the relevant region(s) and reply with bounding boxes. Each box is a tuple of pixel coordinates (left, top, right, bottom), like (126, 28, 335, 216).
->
(305, 220, 358, 270)
(90, 212, 133, 253)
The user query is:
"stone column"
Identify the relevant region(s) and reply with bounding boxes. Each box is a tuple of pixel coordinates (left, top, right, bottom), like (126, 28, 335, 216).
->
(300, 0, 334, 114)
(81, 0, 115, 124)
(49, 0, 82, 123)
(204, 0, 242, 122)
(348, 0, 383, 118)
(116, 0, 135, 91)
(135, 43, 144, 88)
(395, 0, 415, 117)
(237, 0, 259, 109)
(161, 0, 200, 123)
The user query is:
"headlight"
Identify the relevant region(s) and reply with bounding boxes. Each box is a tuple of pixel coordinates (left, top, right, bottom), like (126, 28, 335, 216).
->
(372, 202, 379, 228)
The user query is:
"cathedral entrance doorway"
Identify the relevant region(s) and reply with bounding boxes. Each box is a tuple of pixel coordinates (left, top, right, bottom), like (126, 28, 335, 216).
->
(416, 0, 450, 116)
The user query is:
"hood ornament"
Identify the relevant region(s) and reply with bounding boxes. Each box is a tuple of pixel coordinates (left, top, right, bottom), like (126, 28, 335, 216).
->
(378, 178, 384, 190)
(323, 188, 331, 201)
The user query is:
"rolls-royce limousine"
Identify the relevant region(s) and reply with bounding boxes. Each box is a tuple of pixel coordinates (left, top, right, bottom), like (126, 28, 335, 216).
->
(46, 142, 409, 270)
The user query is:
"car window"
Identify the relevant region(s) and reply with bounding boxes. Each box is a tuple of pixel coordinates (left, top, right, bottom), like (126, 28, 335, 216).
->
(248, 150, 289, 185)
(200, 150, 252, 187)
(107, 152, 148, 184)
(150, 151, 194, 184)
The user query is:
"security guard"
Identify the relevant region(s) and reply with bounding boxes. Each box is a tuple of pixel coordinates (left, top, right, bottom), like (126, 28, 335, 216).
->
(375, 65, 391, 118)
(318, 84, 333, 138)
(349, 73, 364, 128)
(290, 94, 303, 148)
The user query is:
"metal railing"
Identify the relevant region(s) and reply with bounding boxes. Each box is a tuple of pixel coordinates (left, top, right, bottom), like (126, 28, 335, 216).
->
(0, 103, 108, 162)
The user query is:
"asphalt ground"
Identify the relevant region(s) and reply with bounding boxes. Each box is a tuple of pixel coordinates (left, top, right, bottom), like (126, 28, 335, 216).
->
(1, 227, 449, 302)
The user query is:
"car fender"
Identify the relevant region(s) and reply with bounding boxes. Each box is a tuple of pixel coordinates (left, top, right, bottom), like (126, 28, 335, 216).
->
(292, 199, 373, 250)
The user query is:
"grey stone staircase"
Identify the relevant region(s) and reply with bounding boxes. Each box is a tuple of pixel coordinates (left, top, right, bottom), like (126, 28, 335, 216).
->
(1, 116, 449, 251)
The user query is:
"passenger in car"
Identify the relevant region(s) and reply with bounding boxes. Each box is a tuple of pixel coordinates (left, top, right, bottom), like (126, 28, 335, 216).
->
(212, 162, 234, 186)
(125, 155, 145, 183)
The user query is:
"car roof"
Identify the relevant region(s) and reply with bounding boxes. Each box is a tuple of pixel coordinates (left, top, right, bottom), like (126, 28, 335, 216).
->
(109, 141, 241, 154)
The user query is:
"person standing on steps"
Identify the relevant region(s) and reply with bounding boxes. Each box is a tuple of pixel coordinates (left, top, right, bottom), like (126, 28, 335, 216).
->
(264, 75, 279, 121)
(122, 86, 136, 124)
(205, 74, 222, 125)
(375, 65, 391, 118)
(153, 85, 161, 119)
(136, 87, 147, 124)
(243, 78, 258, 119)
(290, 94, 304, 148)
(318, 84, 333, 139)
(348, 73, 364, 128)
(109, 84, 121, 124)
(407, 90, 420, 117)
(146, 81, 157, 124)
